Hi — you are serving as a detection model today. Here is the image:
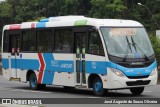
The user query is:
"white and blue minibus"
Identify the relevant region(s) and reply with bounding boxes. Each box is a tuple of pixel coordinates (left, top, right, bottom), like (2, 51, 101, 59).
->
(1, 16, 158, 96)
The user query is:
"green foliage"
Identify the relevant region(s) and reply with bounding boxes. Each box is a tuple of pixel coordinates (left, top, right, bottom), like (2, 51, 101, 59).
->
(28, 17, 46, 22)
(0, 1, 12, 17)
(0, 0, 159, 30)
(149, 35, 160, 65)
(0, 0, 160, 66)
(89, 0, 108, 18)
(106, 0, 127, 18)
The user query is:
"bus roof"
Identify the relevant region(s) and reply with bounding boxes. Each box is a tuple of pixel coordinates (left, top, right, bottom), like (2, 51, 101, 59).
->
(3, 15, 143, 31)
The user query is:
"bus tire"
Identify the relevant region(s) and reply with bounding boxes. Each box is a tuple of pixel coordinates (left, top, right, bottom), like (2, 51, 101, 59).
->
(93, 77, 106, 96)
(29, 73, 46, 90)
(130, 87, 144, 95)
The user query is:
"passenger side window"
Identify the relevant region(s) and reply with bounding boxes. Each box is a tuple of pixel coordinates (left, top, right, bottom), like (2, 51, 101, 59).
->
(37, 30, 52, 52)
(88, 32, 104, 56)
(3, 31, 9, 52)
(55, 29, 73, 53)
(22, 30, 36, 52)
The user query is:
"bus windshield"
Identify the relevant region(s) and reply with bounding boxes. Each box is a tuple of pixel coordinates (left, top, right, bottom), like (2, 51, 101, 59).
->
(101, 27, 154, 59)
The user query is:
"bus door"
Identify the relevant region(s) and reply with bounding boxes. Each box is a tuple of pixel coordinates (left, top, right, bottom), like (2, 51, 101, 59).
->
(9, 34, 21, 78)
(74, 32, 87, 85)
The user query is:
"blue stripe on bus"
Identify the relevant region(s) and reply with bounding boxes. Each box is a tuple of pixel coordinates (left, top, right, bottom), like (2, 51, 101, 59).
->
(42, 53, 55, 84)
(1, 58, 157, 77)
(85, 60, 157, 76)
(2, 59, 40, 70)
(85, 61, 119, 74)
(42, 53, 74, 72)
(36, 22, 46, 28)
(17, 59, 40, 70)
(2, 58, 74, 72)
(115, 60, 157, 76)
(86, 61, 107, 74)
(39, 18, 49, 22)
(2, 59, 9, 68)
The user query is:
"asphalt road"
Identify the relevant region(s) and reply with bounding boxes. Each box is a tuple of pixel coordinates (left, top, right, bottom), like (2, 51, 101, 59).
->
(0, 75, 160, 107)
(0, 75, 160, 98)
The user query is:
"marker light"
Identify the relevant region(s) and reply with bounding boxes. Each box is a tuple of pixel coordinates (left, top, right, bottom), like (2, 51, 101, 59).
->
(150, 68, 157, 76)
(110, 68, 125, 77)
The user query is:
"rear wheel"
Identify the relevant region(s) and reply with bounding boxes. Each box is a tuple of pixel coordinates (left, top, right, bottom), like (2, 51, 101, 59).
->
(93, 77, 107, 96)
(29, 73, 46, 90)
(130, 87, 144, 95)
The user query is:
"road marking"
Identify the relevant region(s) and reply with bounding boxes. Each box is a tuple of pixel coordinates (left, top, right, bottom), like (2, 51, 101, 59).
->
(0, 88, 52, 94)
(21, 90, 52, 94)
(144, 91, 152, 93)
(0, 88, 12, 91)
(0, 105, 39, 107)
(88, 97, 101, 98)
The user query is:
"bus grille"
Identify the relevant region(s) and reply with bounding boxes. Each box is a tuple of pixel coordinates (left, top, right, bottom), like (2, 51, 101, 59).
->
(126, 80, 151, 86)
(127, 75, 149, 79)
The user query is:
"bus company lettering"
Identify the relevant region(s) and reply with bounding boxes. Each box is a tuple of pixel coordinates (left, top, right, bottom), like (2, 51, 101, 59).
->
(51, 60, 59, 67)
(60, 64, 72, 69)
(92, 62, 96, 69)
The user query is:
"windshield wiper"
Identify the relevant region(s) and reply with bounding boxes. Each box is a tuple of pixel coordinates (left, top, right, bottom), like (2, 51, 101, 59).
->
(131, 36, 149, 61)
(126, 36, 132, 53)
(123, 36, 132, 62)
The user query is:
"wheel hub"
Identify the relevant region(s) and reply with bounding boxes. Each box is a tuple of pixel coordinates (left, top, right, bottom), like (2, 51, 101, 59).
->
(95, 82, 102, 92)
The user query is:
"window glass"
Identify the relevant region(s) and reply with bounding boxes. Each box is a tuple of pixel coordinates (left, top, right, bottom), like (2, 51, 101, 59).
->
(3, 31, 9, 52)
(101, 27, 154, 58)
(22, 31, 36, 52)
(55, 29, 72, 53)
(37, 30, 52, 52)
(88, 32, 104, 56)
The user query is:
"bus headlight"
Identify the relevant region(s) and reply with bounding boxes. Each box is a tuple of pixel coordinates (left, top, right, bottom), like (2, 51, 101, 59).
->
(110, 68, 125, 77)
(150, 68, 157, 76)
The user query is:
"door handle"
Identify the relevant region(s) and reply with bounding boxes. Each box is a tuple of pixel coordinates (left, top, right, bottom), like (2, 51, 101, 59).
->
(76, 47, 80, 58)
(82, 47, 85, 58)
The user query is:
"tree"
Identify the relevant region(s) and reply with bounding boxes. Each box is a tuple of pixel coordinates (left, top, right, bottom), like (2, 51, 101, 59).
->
(149, 35, 160, 65)
(89, 0, 127, 18)
(0, 1, 12, 33)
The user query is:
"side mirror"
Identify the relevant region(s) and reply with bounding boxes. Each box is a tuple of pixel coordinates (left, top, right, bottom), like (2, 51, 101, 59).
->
(89, 27, 98, 32)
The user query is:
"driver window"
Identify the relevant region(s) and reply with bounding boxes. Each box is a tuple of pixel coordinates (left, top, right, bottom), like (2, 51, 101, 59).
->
(88, 32, 104, 56)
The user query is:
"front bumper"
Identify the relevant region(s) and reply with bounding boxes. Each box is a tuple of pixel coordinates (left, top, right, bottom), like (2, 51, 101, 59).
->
(103, 68, 158, 89)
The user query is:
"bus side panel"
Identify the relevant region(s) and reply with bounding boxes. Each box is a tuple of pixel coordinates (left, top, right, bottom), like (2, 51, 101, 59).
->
(2, 53, 10, 80)
(10, 52, 75, 86)
(85, 54, 107, 86)
(48, 53, 75, 86)
(53, 72, 75, 86)
(20, 69, 27, 82)
(12, 53, 75, 86)
(19, 70, 39, 83)
(18, 53, 40, 82)
(15, 54, 21, 78)
(85, 54, 106, 74)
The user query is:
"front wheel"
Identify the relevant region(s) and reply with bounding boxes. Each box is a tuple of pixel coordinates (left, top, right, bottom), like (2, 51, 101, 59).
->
(29, 73, 46, 90)
(93, 77, 107, 96)
(130, 87, 144, 95)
